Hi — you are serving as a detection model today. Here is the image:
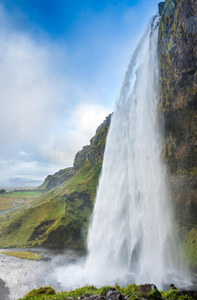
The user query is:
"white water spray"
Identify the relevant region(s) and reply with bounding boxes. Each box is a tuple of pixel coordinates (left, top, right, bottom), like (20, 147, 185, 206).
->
(85, 15, 176, 288)
(55, 15, 190, 290)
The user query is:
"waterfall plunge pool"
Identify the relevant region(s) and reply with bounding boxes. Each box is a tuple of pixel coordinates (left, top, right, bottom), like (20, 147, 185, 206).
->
(0, 248, 83, 300)
(0, 248, 196, 300)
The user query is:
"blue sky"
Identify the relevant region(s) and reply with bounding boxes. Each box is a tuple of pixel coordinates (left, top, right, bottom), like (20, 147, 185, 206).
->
(0, 0, 159, 187)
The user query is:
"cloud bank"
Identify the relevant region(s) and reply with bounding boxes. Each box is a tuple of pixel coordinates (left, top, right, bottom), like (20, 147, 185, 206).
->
(0, 4, 111, 187)
(0, 0, 157, 187)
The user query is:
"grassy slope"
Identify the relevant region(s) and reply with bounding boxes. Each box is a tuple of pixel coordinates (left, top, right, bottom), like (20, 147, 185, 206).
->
(0, 117, 110, 249)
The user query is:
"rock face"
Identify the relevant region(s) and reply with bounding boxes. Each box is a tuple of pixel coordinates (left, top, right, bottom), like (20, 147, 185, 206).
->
(0, 1, 196, 267)
(158, 0, 197, 269)
(39, 114, 111, 192)
(74, 114, 112, 170)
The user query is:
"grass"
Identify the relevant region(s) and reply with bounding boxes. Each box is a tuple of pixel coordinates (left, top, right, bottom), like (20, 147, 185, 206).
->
(0, 191, 42, 211)
(0, 191, 42, 197)
(19, 284, 193, 300)
(0, 161, 102, 249)
(0, 196, 26, 211)
(0, 121, 108, 249)
(1, 251, 44, 260)
(0, 197, 66, 248)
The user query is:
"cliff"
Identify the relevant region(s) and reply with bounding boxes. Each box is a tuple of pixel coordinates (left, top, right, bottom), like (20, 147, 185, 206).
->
(38, 114, 111, 192)
(158, 0, 197, 268)
(0, 0, 196, 271)
(0, 115, 111, 249)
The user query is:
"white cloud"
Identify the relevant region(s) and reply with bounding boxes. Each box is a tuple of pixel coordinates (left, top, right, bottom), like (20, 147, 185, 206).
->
(39, 103, 111, 165)
(0, 5, 113, 187)
(0, 18, 68, 145)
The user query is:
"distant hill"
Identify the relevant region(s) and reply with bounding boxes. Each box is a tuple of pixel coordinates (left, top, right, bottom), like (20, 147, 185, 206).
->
(0, 114, 111, 249)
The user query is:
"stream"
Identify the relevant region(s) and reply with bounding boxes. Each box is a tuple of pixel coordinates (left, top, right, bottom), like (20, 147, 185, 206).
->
(0, 200, 26, 217)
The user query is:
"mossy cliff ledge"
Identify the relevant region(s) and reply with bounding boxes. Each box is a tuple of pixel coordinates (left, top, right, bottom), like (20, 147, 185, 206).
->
(0, 115, 111, 249)
(158, 0, 197, 268)
(19, 284, 196, 300)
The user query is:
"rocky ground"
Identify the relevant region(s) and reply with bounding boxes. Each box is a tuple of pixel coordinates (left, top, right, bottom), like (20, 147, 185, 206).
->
(19, 284, 197, 300)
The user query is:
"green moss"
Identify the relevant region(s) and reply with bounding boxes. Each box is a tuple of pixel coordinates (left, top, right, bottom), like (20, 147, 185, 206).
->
(184, 228, 197, 270)
(0, 119, 109, 249)
(161, 290, 192, 300)
(19, 284, 194, 300)
(1, 251, 43, 260)
(119, 284, 142, 300)
(23, 287, 56, 298)
(148, 289, 161, 300)
(189, 166, 197, 175)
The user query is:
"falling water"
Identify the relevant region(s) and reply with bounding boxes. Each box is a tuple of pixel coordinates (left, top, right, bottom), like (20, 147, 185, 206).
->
(85, 15, 178, 289)
(55, 15, 191, 291)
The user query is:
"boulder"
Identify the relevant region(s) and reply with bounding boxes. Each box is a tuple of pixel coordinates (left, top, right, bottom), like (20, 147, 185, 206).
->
(139, 284, 161, 300)
(177, 290, 197, 299)
(106, 288, 122, 300)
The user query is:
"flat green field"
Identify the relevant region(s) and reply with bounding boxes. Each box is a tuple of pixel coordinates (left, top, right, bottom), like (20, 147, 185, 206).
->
(0, 191, 42, 197)
(0, 191, 42, 211)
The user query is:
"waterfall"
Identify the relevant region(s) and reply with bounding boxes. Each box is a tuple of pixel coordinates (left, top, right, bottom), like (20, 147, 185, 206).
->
(85, 15, 176, 288)
(55, 15, 190, 291)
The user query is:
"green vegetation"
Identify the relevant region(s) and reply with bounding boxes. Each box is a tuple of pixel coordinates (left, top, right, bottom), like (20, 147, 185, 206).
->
(119, 284, 143, 299)
(19, 284, 193, 300)
(0, 191, 42, 197)
(0, 189, 6, 194)
(0, 191, 42, 212)
(183, 228, 197, 270)
(1, 251, 43, 260)
(38, 168, 76, 192)
(23, 287, 56, 298)
(0, 116, 110, 249)
(161, 289, 192, 300)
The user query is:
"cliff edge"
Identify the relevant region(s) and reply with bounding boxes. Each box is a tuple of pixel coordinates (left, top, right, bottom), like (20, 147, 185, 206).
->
(158, 0, 197, 269)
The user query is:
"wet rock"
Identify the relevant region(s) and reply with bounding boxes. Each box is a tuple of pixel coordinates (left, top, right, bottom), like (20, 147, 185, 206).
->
(139, 284, 161, 300)
(0, 278, 10, 300)
(177, 290, 197, 299)
(96, 297, 106, 300)
(106, 288, 122, 300)
(139, 284, 156, 295)
(170, 284, 177, 290)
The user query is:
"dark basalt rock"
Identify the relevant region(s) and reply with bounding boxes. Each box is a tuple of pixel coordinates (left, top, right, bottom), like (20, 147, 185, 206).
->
(158, 2, 165, 16)
(0, 278, 10, 300)
(106, 288, 122, 300)
(158, 0, 197, 269)
(177, 290, 197, 299)
(139, 284, 161, 300)
(139, 284, 156, 295)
